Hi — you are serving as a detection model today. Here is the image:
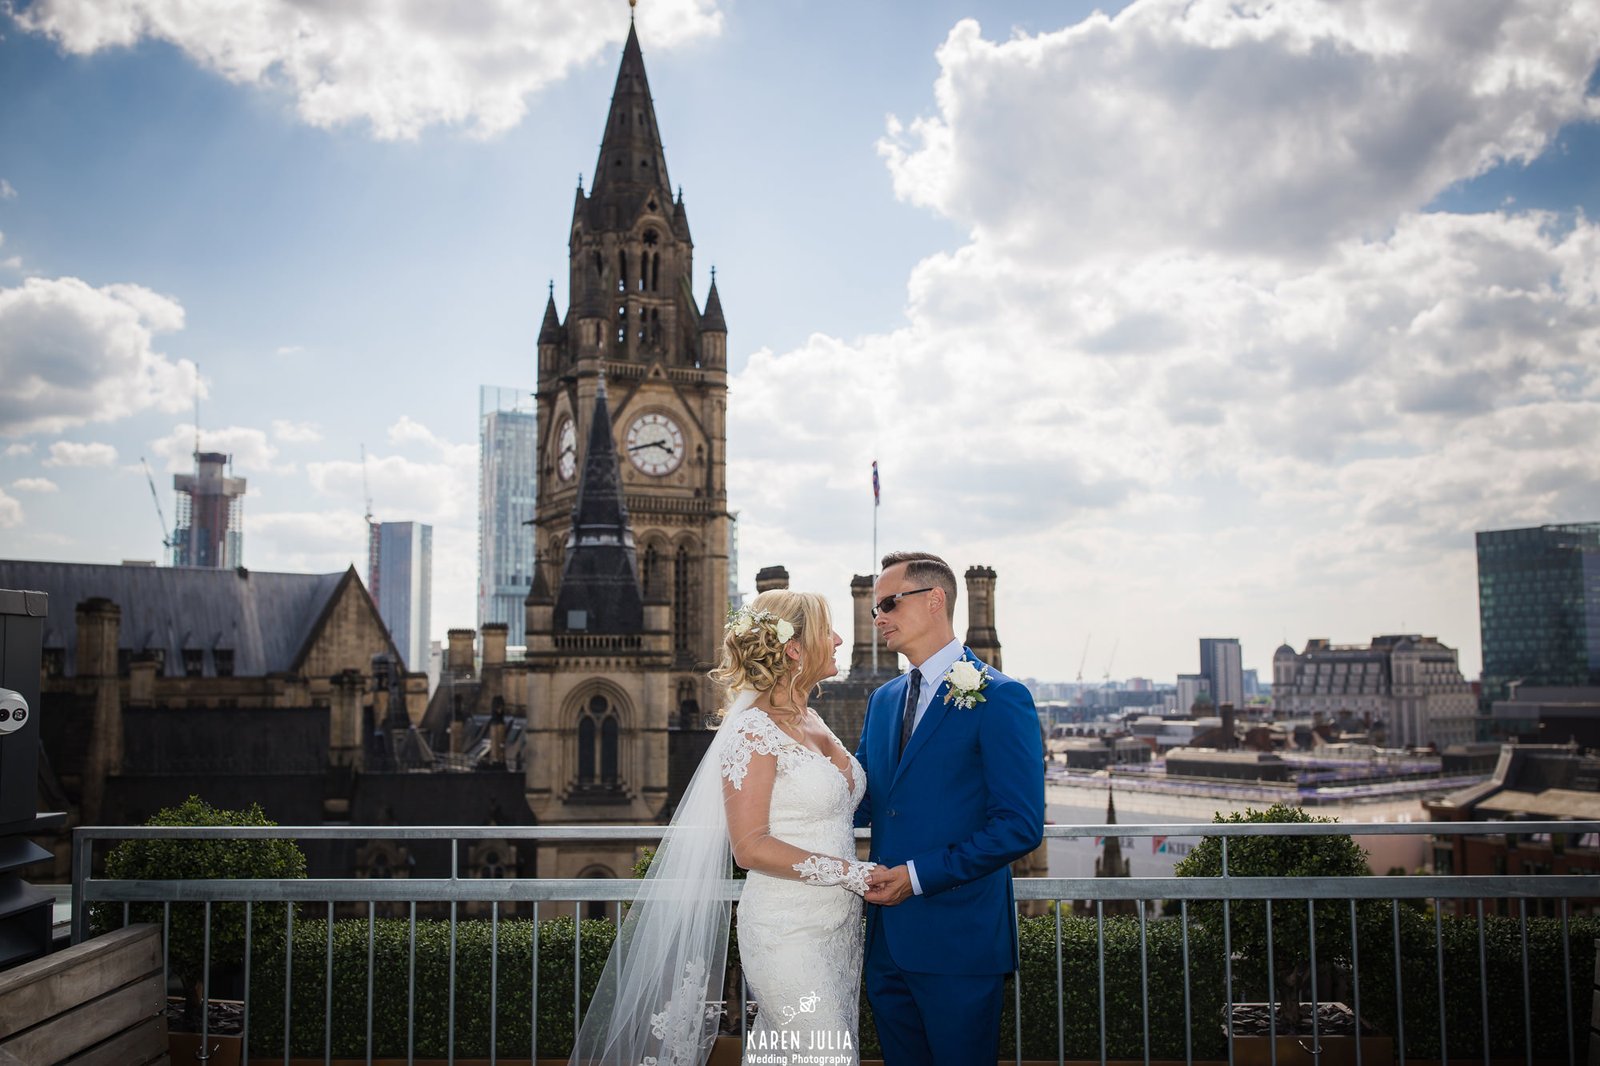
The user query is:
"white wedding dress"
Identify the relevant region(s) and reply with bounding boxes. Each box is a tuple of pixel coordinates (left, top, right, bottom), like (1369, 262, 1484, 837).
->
(719, 706, 867, 1065)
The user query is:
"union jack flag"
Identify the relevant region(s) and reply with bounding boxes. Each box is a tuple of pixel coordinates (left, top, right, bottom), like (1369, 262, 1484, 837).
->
(872, 460, 880, 506)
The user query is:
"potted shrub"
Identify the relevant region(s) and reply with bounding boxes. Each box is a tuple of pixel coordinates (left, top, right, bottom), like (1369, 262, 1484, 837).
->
(1175, 803, 1390, 1066)
(91, 795, 306, 1064)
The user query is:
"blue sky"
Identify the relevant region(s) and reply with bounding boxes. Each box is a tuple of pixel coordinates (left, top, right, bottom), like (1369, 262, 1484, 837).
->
(2, 0, 1598, 685)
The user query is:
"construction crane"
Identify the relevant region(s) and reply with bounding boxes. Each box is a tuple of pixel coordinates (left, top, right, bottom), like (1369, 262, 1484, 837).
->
(139, 457, 173, 558)
(1075, 635, 1091, 684)
(1102, 637, 1120, 684)
(360, 444, 374, 527)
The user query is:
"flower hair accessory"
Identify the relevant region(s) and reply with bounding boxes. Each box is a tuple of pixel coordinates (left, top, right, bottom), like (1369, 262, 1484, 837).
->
(942, 659, 990, 709)
(725, 605, 795, 644)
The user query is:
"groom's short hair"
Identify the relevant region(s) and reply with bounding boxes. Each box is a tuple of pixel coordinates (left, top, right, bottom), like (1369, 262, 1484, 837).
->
(880, 551, 958, 621)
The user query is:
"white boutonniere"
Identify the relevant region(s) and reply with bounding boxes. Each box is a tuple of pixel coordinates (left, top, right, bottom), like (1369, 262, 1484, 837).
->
(942, 659, 990, 709)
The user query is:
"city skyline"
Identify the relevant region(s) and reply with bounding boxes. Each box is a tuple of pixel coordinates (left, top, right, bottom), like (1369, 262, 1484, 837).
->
(2, 1, 1598, 682)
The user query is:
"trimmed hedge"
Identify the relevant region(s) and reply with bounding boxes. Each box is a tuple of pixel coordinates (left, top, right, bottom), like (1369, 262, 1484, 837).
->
(138, 904, 1590, 1059)
(245, 914, 618, 1059)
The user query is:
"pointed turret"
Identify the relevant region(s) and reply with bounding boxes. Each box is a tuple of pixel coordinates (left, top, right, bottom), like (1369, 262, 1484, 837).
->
(701, 275, 726, 333)
(1095, 784, 1130, 886)
(539, 285, 562, 345)
(554, 375, 643, 634)
(590, 23, 673, 208)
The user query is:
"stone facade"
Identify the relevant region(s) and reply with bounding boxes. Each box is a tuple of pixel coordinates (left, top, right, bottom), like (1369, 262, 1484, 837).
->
(1272, 635, 1476, 749)
(531, 23, 730, 727)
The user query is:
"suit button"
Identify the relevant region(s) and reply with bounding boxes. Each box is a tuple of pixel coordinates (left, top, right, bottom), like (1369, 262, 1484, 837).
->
(889, 809, 897, 817)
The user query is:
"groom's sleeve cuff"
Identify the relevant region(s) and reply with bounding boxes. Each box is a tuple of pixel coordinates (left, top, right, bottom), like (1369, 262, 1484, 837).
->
(906, 860, 923, 896)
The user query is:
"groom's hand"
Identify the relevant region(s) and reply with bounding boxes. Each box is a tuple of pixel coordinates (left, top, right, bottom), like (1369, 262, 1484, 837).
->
(864, 864, 913, 906)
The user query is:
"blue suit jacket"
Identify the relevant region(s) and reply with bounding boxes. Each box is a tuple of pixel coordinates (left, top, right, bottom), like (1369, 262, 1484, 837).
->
(853, 650, 1045, 975)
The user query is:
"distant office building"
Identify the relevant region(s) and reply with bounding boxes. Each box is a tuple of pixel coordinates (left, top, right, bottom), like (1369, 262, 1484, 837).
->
(1272, 635, 1476, 748)
(1476, 523, 1600, 703)
(370, 521, 432, 670)
(172, 451, 246, 567)
(478, 386, 537, 645)
(1176, 673, 1212, 714)
(728, 510, 743, 611)
(1242, 669, 1261, 698)
(1199, 638, 1244, 710)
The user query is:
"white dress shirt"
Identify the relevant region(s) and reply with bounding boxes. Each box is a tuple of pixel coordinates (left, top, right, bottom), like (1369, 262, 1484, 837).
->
(902, 636, 964, 896)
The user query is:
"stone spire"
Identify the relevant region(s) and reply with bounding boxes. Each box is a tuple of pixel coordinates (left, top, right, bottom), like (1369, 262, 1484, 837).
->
(1095, 784, 1131, 882)
(589, 23, 673, 208)
(554, 375, 643, 633)
(538, 284, 562, 346)
(701, 272, 727, 333)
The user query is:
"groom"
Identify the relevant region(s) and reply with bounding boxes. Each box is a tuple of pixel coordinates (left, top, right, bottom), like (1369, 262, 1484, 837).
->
(855, 551, 1045, 1065)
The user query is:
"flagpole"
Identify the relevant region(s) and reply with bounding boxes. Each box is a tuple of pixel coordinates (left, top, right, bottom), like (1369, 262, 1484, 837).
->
(871, 460, 879, 673)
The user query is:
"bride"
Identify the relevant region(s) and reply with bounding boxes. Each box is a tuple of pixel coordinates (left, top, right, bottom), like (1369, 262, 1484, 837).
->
(569, 589, 875, 1066)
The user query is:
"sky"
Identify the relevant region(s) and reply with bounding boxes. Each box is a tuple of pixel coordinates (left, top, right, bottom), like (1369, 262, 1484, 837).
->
(2, 0, 1598, 685)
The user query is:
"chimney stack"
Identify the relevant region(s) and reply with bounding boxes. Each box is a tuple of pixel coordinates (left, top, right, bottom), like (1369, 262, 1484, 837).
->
(755, 565, 789, 593)
(963, 565, 1002, 671)
(447, 628, 476, 677)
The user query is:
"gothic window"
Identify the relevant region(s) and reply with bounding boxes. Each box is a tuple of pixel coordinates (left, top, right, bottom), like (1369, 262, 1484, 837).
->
(673, 545, 695, 659)
(651, 252, 660, 292)
(643, 228, 658, 246)
(642, 543, 661, 598)
(578, 715, 595, 782)
(638, 251, 647, 291)
(618, 250, 627, 291)
(477, 849, 506, 878)
(214, 649, 234, 677)
(577, 694, 620, 787)
(183, 648, 204, 677)
(617, 304, 627, 346)
(593, 250, 603, 279)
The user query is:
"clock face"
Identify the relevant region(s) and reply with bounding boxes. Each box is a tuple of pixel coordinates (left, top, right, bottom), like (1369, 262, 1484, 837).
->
(625, 412, 685, 476)
(557, 419, 577, 482)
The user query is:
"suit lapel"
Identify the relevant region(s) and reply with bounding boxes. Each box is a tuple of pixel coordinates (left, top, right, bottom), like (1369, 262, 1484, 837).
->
(880, 674, 909, 776)
(891, 649, 986, 787)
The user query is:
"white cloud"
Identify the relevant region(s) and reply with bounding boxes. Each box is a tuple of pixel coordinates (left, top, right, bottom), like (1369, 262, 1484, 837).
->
(11, 477, 59, 493)
(43, 441, 118, 468)
(0, 276, 200, 436)
(274, 344, 305, 356)
(0, 180, 14, 200)
(4, 443, 34, 458)
(271, 419, 322, 444)
(308, 448, 473, 528)
(880, 1, 1600, 263)
(12, 0, 724, 141)
(0, 488, 20, 529)
(148, 423, 282, 474)
(729, 1, 1600, 681)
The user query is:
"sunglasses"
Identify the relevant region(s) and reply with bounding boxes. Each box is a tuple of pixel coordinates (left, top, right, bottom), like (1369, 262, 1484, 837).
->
(871, 587, 935, 618)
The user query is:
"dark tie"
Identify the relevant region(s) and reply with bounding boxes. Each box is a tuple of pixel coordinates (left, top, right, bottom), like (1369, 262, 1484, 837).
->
(898, 670, 922, 762)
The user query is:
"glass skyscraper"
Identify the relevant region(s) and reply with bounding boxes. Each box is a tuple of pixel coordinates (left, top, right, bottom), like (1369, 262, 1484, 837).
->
(370, 521, 432, 670)
(478, 385, 537, 646)
(1476, 522, 1600, 702)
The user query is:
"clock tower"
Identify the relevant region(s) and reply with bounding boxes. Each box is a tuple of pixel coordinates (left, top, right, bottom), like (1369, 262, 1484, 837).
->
(525, 22, 730, 858)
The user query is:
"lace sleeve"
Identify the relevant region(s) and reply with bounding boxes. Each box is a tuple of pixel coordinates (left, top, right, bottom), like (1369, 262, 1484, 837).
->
(718, 711, 792, 791)
(719, 713, 875, 894)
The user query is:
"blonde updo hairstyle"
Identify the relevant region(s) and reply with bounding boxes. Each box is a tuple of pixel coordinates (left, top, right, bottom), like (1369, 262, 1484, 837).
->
(710, 589, 835, 718)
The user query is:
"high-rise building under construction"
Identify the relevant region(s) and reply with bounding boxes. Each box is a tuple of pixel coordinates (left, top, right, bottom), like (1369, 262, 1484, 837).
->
(172, 451, 246, 568)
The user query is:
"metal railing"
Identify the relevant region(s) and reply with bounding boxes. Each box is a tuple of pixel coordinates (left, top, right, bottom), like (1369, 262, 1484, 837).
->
(69, 820, 1600, 1066)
